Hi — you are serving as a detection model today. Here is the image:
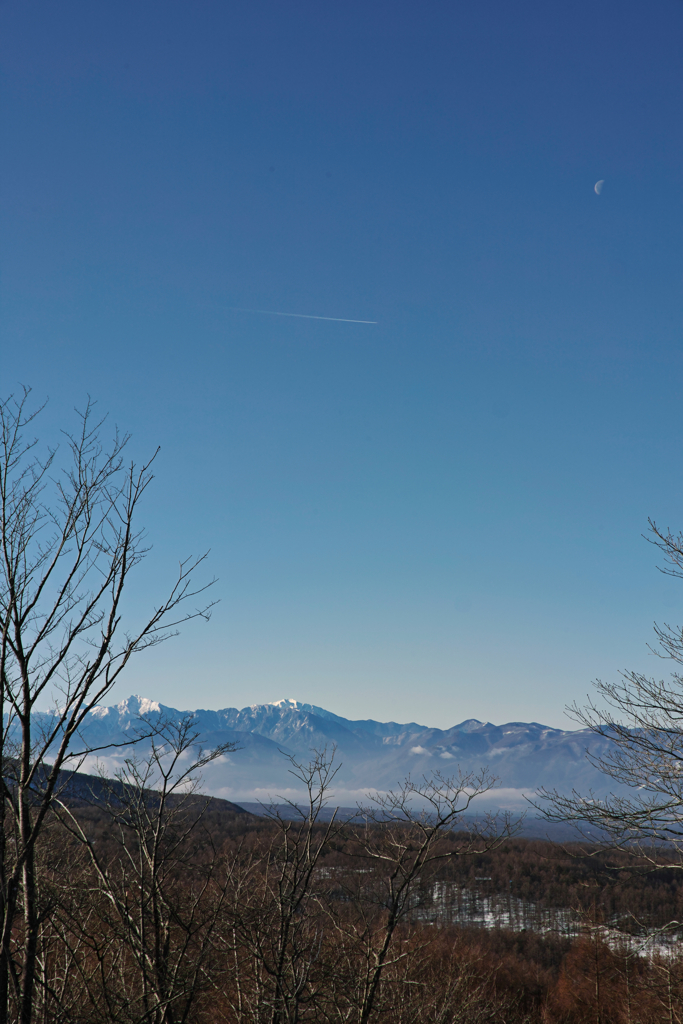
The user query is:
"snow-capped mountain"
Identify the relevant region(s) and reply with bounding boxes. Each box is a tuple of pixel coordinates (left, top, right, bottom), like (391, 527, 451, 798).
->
(36, 695, 618, 810)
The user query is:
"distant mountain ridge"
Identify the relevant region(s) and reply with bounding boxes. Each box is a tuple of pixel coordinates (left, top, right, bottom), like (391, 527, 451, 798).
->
(34, 695, 619, 810)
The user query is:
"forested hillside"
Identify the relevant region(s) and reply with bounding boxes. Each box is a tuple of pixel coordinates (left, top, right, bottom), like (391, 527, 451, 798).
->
(17, 767, 683, 1024)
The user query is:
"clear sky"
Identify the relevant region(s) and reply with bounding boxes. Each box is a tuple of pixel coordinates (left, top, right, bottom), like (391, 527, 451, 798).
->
(1, 0, 681, 728)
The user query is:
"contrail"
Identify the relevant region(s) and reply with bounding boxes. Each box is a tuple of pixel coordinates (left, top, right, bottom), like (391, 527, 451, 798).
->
(232, 308, 377, 324)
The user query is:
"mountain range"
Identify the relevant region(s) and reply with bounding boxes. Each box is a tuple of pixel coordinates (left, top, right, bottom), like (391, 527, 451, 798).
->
(38, 696, 620, 811)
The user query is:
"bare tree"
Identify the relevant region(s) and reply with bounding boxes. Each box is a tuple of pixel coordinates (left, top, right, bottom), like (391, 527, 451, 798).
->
(0, 388, 216, 1024)
(536, 521, 683, 865)
(54, 716, 237, 1024)
(215, 753, 516, 1024)
(328, 770, 515, 1024)
(218, 749, 346, 1024)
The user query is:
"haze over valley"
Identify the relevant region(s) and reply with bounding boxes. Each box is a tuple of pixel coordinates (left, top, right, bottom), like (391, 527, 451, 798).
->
(56, 694, 619, 809)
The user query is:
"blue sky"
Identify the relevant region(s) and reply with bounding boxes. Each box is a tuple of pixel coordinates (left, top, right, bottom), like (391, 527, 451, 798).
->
(1, 0, 681, 727)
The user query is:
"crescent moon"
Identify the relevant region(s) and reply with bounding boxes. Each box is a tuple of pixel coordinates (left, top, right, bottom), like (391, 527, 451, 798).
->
(594, 180, 604, 195)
